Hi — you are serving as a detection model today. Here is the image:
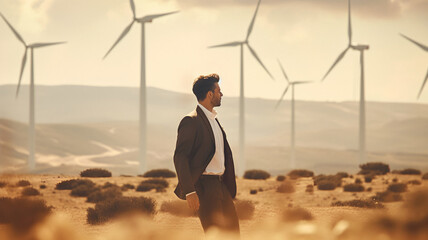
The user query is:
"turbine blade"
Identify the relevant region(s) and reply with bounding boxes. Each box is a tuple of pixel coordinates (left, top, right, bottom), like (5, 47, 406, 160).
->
(208, 41, 242, 48)
(16, 49, 27, 98)
(277, 59, 289, 83)
(130, 0, 136, 18)
(293, 81, 312, 85)
(246, 0, 261, 41)
(321, 46, 350, 81)
(29, 41, 66, 48)
(275, 85, 289, 109)
(417, 67, 428, 99)
(247, 44, 274, 80)
(0, 12, 26, 46)
(140, 11, 179, 22)
(400, 34, 428, 52)
(348, 0, 352, 45)
(103, 21, 135, 59)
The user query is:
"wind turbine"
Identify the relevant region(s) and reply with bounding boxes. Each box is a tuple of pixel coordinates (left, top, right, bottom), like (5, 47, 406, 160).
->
(321, 0, 369, 163)
(275, 60, 312, 169)
(400, 34, 428, 99)
(208, 0, 273, 176)
(0, 13, 66, 171)
(103, 0, 178, 174)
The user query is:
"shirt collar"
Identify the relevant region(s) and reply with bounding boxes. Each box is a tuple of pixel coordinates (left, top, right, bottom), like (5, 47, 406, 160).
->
(198, 103, 217, 120)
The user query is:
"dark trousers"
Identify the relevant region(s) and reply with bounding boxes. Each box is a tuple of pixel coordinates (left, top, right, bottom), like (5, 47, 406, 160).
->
(196, 175, 240, 233)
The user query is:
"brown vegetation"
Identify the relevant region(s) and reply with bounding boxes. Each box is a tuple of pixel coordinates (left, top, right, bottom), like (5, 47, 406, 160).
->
(234, 200, 255, 220)
(394, 168, 421, 175)
(358, 162, 390, 175)
(282, 207, 313, 222)
(343, 184, 365, 192)
(276, 181, 295, 193)
(80, 168, 112, 178)
(243, 170, 270, 180)
(372, 191, 403, 202)
(332, 199, 384, 209)
(287, 169, 314, 179)
(160, 200, 196, 217)
(142, 169, 176, 178)
(136, 179, 169, 192)
(21, 187, 41, 196)
(16, 180, 31, 187)
(276, 175, 285, 181)
(387, 183, 407, 193)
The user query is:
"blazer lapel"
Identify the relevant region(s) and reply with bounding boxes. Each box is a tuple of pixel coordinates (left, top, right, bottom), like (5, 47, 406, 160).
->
(196, 106, 215, 145)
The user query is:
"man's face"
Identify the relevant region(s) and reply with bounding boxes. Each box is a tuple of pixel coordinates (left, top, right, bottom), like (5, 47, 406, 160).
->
(210, 82, 223, 107)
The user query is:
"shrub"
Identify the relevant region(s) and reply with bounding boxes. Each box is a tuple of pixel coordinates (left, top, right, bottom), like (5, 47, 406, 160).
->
(276, 175, 286, 181)
(282, 207, 313, 222)
(16, 180, 31, 187)
(343, 184, 365, 192)
(55, 179, 95, 190)
(364, 175, 374, 183)
(306, 185, 314, 193)
(80, 168, 112, 178)
(250, 189, 257, 195)
(102, 182, 119, 189)
(21, 187, 40, 196)
(136, 179, 169, 192)
(336, 172, 349, 178)
(332, 199, 384, 209)
(0, 181, 7, 188)
(87, 196, 155, 225)
(121, 183, 135, 191)
(160, 200, 195, 217)
(0, 197, 52, 232)
(277, 181, 295, 193)
(314, 174, 342, 187)
(317, 180, 336, 190)
(396, 169, 421, 175)
(387, 183, 407, 193)
(234, 200, 255, 220)
(408, 180, 421, 185)
(142, 169, 176, 178)
(39, 184, 47, 189)
(87, 187, 123, 203)
(287, 169, 314, 179)
(355, 178, 362, 184)
(372, 191, 403, 202)
(422, 173, 428, 180)
(358, 162, 390, 175)
(367, 187, 372, 192)
(243, 170, 270, 180)
(392, 178, 398, 183)
(71, 184, 99, 197)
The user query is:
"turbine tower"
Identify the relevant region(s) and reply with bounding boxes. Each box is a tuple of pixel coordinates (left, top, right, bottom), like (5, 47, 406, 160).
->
(103, 0, 178, 174)
(321, 0, 369, 163)
(275, 60, 312, 169)
(208, 0, 273, 176)
(400, 34, 428, 99)
(0, 13, 66, 171)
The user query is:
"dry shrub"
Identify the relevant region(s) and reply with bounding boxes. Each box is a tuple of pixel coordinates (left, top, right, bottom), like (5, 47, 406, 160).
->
(372, 191, 403, 202)
(87, 196, 156, 225)
(39, 184, 47, 189)
(276, 181, 295, 193)
(137, 179, 169, 192)
(121, 183, 135, 191)
(306, 185, 314, 193)
(364, 175, 374, 183)
(0, 181, 7, 188)
(336, 172, 349, 178)
(408, 180, 422, 185)
(343, 184, 365, 192)
(282, 207, 313, 222)
(160, 200, 195, 217)
(55, 179, 95, 190)
(358, 162, 390, 175)
(332, 199, 384, 209)
(87, 187, 123, 203)
(142, 169, 176, 178)
(395, 168, 422, 175)
(22, 187, 41, 196)
(71, 184, 99, 197)
(80, 168, 112, 178)
(355, 178, 363, 184)
(422, 173, 428, 180)
(234, 200, 255, 220)
(387, 183, 407, 193)
(276, 175, 286, 181)
(317, 180, 337, 190)
(16, 180, 31, 187)
(102, 182, 119, 189)
(287, 169, 314, 179)
(0, 197, 52, 232)
(250, 189, 257, 195)
(243, 169, 270, 180)
(314, 174, 343, 188)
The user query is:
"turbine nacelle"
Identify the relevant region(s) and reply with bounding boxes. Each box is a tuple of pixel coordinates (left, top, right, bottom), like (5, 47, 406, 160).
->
(351, 44, 369, 51)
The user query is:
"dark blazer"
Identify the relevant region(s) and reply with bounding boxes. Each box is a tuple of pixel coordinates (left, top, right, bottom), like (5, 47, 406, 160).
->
(173, 106, 236, 200)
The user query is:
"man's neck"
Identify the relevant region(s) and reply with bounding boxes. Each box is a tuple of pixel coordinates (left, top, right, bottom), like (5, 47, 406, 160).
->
(198, 101, 213, 112)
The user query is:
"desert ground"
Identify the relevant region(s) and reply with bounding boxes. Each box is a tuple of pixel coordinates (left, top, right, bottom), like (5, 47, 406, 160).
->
(0, 168, 427, 240)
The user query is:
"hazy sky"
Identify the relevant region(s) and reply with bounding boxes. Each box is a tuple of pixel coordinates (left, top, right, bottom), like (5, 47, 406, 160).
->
(0, 0, 427, 103)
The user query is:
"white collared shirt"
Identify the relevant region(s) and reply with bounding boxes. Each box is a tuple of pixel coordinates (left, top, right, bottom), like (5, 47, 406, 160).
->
(198, 103, 225, 175)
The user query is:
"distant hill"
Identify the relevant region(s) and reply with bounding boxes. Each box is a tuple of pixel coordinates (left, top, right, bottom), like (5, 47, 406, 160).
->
(1, 85, 428, 175)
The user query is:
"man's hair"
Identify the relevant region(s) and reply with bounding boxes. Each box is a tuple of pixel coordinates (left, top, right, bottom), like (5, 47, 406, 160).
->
(192, 74, 220, 101)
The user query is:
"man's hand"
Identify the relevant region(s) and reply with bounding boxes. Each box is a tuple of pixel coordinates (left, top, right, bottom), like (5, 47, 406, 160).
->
(186, 192, 200, 212)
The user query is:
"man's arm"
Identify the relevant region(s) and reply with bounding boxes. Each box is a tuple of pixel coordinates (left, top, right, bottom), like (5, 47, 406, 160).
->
(173, 116, 197, 197)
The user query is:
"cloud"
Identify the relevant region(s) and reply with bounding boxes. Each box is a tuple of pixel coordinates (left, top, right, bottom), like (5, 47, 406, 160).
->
(161, 0, 427, 19)
(18, 0, 55, 33)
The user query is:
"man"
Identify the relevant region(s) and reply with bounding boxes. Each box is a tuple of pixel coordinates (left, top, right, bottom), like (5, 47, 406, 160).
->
(173, 74, 240, 234)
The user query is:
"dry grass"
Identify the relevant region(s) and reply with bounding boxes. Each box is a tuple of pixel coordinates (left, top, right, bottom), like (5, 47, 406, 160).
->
(276, 181, 295, 193)
(332, 199, 384, 209)
(21, 187, 41, 196)
(282, 207, 313, 222)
